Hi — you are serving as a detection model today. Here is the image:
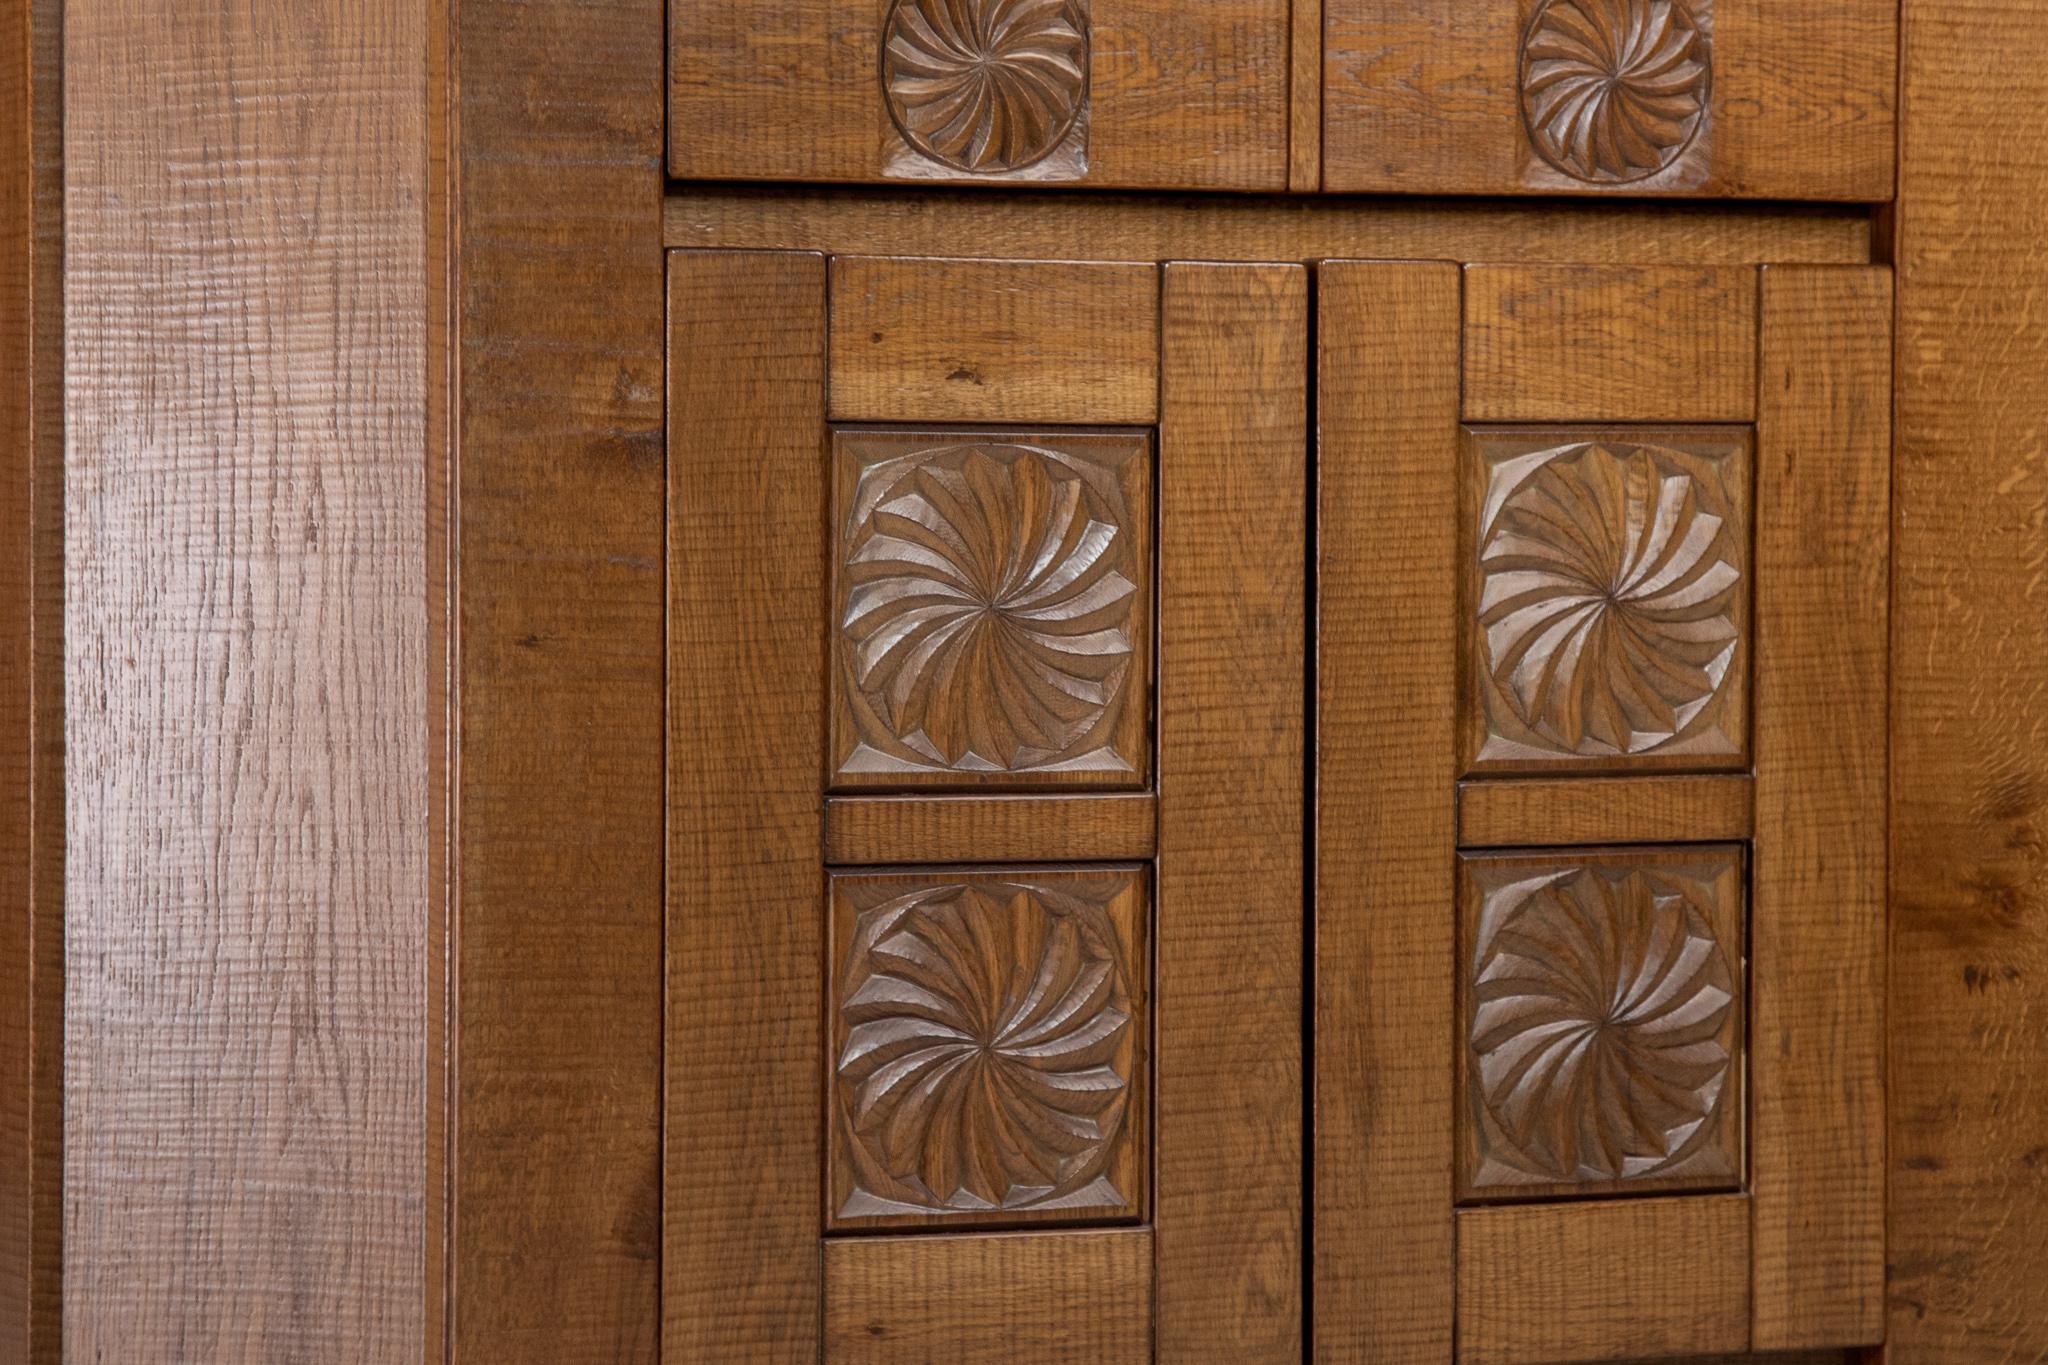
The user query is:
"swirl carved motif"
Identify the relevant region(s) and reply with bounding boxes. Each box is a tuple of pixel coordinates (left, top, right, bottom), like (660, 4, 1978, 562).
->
(835, 880, 1136, 1218)
(839, 439, 1140, 778)
(1470, 863, 1736, 1186)
(1520, 0, 1710, 184)
(1478, 440, 1741, 759)
(882, 0, 1089, 174)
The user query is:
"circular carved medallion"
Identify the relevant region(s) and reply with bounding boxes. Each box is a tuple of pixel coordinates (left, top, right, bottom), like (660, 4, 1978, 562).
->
(881, 0, 1089, 174)
(1520, 0, 1709, 184)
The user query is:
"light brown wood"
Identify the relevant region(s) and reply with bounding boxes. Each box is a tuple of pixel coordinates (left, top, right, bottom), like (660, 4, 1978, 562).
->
(0, 0, 60, 1356)
(1892, 2, 2048, 1359)
(63, 0, 427, 1355)
(1750, 266, 1890, 1349)
(825, 794, 1157, 865)
(826, 867, 1149, 1232)
(1157, 262, 1305, 1362)
(1314, 261, 1459, 1365)
(1289, 0, 1322, 190)
(672, 0, 1289, 190)
(452, 0, 665, 1355)
(1458, 775, 1754, 848)
(828, 257, 1158, 425)
(823, 1229, 1153, 1364)
(668, 186, 1874, 266)
(666, 251, 825, 1360)
(1463, 266, 1759, 423)
(1457, 1196, 1751, 1364)
(829, 426, 1152, 787)
(1323, 0, 1894, 199)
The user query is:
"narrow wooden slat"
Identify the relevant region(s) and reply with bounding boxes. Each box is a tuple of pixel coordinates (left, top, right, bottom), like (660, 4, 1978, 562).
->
(1750, 266, 1890, 1349)
(453, 0, 666, 1354)
(1288, 0, 1322, 190)
(829, 257, 1158, 425)
(825, 794, 1157, 865)
(1157, 262, 1306, 1361)
(1892, 0, 2048, 1356)
(1315, 261, 1460, 1365)
(1456, 1196, 1752, 1365)
(63, 0, 428, 1354)
(823, 1230, 1153, 1364)
(1458, 776, 1754, 849)
(1463, 266, 1758, 423)
(667, 251, 826, 1362)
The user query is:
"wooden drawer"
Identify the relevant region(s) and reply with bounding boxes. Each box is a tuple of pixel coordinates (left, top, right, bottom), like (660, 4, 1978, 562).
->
(1324, 0, 1897, 198)
(671, 0, 1298, 190)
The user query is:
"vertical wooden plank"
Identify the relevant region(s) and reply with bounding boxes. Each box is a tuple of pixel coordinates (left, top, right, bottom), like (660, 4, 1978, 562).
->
(1314, 260, 1460, 1365)
(1288, 0, 1322, 191)
(452, 0, 666, 1358)
(1157, 262, 1306, 1362)
(63, 0, 428, 1356)
(1893, 1, 2048, 1357)
(667, 250, 825, 1362)
(1751, 266, 1890, 1349)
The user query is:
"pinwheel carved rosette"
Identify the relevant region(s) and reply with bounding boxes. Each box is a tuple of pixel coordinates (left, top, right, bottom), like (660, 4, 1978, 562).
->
(880, 0, 1091, 179)
(1520, 0, 1712, 186)
(831, 431, 1151, 788)
(829, 872, 1147, 1227)
(1461, 850, 1745, 1200)
(1467, 432, 1750, 771)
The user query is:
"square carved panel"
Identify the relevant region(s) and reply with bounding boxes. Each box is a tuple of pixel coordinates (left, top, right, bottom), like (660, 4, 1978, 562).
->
(1458, 845, 1745, 1203)
(1517, 0, 1715, 193)
(827, 867, 1149, 1231)
(1463, 427, 1751, 773)
(831, 429, 1152, 790)
(879, 0, 1091, 182)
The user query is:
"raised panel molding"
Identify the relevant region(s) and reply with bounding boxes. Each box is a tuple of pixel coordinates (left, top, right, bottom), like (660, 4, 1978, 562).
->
(831, 429, 1152, 789)
(1459, 846, 1746, 1202)
(1464, 428, 1751, 772)
(1520, 0, 1713, 189)
(880, 0, 1091, 180)
(828, 868, 1149, 1230)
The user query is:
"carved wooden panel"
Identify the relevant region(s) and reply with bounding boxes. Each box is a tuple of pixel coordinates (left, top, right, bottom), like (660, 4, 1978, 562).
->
(1519, 0, 1713, 191)
(827, 868, 1148, 1231)
(1463, 427, 1751, 773)
(1458, 846, 1745, 1202)
(831, 429, 1151, 790)
(880, 0, 1091, 181)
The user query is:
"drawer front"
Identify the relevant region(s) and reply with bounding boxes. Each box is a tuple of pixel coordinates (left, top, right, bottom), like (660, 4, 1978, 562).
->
(1323, 0, 1896, 198)
(671, 0, 1295, 190)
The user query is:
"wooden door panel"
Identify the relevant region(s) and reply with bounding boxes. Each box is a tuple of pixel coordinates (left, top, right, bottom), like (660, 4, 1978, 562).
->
(669, 250, 1304, 1361)
(1316, 260, 1889, 1363)
(671, 0, 1295, 191)
(1323, 0, 1896, 199)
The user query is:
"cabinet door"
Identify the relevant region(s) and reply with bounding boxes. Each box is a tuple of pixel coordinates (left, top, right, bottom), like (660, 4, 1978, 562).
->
(1315, 262, 1889, 1362)
(667, 250, 1306, 1362)
(671, 0, 1297, 190)
(1323, 0, 1895, 199)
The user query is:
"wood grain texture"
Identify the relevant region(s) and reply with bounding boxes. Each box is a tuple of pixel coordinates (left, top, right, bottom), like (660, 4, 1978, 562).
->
(63, 0, 427, 1355)
(1289, 0, 1322, 190)
(825, 794, 1157, 865)
(1456, 1195, 1752, 1364)
(1459, 847, 1746, 1202)
(1750, 267, 1890, 1349)
(668, 186, 1873, 266)
(1314, 261, 1459, 1365)
(1463, 266, 1758, 422)
(823, 1229, 1153, 1364)
(829, 258, 1158, 425)
(827, 867, 1148, 1231)
(672, 0, 1289, 189)
(666, 251, 825, 1360)
(1458, 775, 1754, 848)
(1322, 0, 1893, 198)
(830, 427, 1151, 787)
(0, 0, 58, 1358)
(452, 0, 666, 1356)
(1157, 263, 1305, 1362)
(0, 0, 60, 1356)
(1891, 2, 2048, 1359)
